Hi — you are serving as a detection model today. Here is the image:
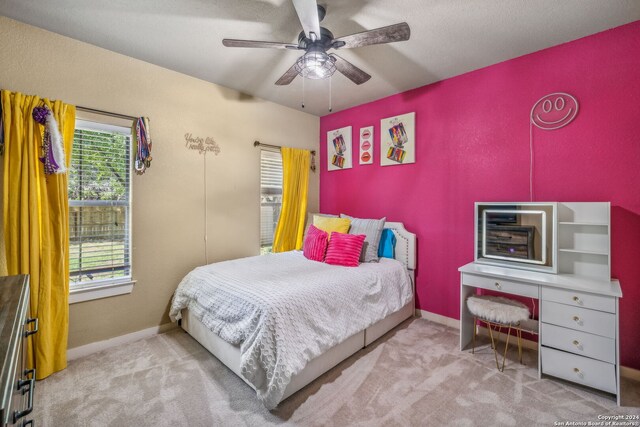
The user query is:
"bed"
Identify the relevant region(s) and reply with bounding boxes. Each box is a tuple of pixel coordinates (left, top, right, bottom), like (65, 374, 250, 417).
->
(169, 222, 416, 409)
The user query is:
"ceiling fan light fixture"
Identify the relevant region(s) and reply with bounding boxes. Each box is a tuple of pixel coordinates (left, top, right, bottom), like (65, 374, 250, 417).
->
(294, 48, 336, 80)
(222, 1, 411, 88)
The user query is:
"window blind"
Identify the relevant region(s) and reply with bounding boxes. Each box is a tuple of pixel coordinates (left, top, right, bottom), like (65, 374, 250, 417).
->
(260, 149, 283, 252)
(69, 123, 131, 287)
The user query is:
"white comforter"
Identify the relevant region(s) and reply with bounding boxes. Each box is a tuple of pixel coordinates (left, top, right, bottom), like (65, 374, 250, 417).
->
(169, 251, 412, 409)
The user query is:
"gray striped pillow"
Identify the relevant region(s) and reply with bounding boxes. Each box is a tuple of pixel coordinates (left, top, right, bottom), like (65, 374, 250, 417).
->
(340, 214, 386, 262)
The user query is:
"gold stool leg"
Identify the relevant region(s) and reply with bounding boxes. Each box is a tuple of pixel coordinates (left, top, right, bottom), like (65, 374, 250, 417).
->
(517, 327, 523, 364)
(487, 322, 500, 370)
(490, 322, 497, 350)
(500, 325, 512, 372)
(472, 317, 477, 354)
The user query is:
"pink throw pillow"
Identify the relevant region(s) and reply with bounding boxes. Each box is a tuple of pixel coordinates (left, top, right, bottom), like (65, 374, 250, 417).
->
(303, 225, 329, 262)
(325, 232, 366, 267)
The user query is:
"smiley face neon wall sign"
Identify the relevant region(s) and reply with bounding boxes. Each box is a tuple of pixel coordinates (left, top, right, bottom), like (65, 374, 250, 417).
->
(530, 93, 579, 130)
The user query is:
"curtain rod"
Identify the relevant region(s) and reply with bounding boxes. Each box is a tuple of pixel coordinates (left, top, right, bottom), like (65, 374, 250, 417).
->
(76, 105, 137, 121)
(254, 140, 316, 155)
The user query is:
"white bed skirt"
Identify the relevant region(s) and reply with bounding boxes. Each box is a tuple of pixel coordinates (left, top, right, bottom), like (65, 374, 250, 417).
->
(181, 300, 414, 402)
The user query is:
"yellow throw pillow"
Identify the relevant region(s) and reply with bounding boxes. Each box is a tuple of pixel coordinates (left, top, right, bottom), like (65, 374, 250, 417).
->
(313, 215, 351, 239)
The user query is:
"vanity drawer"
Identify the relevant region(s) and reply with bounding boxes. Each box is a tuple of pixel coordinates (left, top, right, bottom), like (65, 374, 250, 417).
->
(541, 347, 616, 394)
(541, 287, 615, 313)
(541, 322, 615, 363)
(462, 274, 538, 298)
(541, 301, 615, 338)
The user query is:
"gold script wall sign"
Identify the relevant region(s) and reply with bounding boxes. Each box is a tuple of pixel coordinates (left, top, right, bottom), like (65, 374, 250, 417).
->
(185, 133, 221, 155)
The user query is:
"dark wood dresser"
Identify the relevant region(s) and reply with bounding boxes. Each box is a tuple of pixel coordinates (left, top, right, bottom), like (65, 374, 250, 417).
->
(0, 276, 37, 427)
(485, 225, 535, 260)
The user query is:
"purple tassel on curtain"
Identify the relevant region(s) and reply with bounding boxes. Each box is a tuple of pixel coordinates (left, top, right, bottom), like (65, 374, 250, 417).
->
(33, 106, 66, 175)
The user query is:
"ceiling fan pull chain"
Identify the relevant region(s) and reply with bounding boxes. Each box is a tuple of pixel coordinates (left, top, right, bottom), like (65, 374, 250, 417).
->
(329, 75, 332, 113)
(301, 76, 305, 109)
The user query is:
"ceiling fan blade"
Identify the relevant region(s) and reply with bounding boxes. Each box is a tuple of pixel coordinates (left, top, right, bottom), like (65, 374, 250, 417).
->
(292, 0, 321, 41)
(275, 63, 299, 85)
(331, 54, 371, 85)
(222, 39, 299, 49)
(333, 22, 410, 49)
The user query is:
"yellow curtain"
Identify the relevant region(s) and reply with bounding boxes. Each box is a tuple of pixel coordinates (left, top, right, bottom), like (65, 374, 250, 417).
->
(272, 147, 310, 252)
(2, 90, 75, 379)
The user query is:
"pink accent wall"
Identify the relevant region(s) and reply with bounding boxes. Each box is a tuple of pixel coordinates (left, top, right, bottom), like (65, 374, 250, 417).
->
(320, 21, 640, 369)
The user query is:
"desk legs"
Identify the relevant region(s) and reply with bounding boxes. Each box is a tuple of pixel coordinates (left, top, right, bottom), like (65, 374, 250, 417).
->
(538, 299, 543, 380)
(460, 283, 476, 351)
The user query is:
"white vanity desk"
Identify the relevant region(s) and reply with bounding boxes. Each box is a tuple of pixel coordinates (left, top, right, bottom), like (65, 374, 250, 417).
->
(459, 262, 623, 405)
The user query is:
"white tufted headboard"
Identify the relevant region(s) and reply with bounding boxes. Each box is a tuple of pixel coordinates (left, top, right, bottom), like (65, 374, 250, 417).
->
(385, 222, 416, 272)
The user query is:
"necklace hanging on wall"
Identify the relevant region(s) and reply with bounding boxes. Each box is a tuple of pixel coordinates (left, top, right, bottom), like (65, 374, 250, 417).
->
(183, 131, 221, 265)
(133, 117, 153, 175)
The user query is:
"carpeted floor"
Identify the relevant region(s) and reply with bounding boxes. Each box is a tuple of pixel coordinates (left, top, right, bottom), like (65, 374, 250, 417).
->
(34, 318, 640, 426)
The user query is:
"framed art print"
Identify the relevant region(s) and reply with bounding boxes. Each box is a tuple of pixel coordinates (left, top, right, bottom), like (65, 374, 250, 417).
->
(327, 126, 352, 171)
(380, 112, 415, 166)
(359, 126, 374, 165)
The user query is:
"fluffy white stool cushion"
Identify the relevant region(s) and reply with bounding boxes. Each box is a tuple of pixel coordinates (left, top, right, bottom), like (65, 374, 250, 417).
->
(466, 295, 530, 325)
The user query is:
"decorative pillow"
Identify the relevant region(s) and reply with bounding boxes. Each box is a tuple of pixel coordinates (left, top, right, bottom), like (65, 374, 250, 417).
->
(302, 212, 337, 243)
(378, 228, 397, 259)
(340, 214, 386, 262)
(325, 232, 366, 267)
(313, 215, 351, 240)
(303, 225, 329, 262)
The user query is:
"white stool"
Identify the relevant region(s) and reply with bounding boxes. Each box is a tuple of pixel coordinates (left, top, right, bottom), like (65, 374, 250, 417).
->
(466, 295, 530, 372)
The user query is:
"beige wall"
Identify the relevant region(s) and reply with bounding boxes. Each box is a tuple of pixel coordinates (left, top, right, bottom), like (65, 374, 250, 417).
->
(0, 17, 320, 348)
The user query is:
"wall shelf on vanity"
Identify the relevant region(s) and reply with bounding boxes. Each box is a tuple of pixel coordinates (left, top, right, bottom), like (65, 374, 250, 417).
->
(557, 203, 610, 281)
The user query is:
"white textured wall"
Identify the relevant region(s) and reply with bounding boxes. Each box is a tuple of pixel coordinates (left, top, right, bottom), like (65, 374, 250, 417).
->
(0, 17, 319, 348)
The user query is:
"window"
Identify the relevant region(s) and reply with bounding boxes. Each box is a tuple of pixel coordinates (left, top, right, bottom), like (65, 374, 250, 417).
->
(260, 149, 283, 254)
(68, 119, 132, 296)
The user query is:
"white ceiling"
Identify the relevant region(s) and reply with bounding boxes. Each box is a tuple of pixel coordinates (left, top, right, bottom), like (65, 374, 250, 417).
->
(1, 1, 639, 116)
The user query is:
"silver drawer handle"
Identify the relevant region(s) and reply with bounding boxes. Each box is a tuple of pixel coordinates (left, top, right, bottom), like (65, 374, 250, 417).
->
(573, 367, 584, 378)
(572, 315, 581, 323)
(573, 296, 583, 305)
(572, 340, 581, 348)
(24, 318, 38, 337)
(13, 369, 35, 423)
(494, 282, 502, 290)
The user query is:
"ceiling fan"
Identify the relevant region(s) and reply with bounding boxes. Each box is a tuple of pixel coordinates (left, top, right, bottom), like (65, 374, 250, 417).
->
(222, 0, 410, 86)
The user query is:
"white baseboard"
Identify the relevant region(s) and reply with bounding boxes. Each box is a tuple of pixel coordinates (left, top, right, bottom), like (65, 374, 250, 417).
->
(415, 309, 640, 380)
(67, 323, 177, 361)
(415, 309, 460, 329)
